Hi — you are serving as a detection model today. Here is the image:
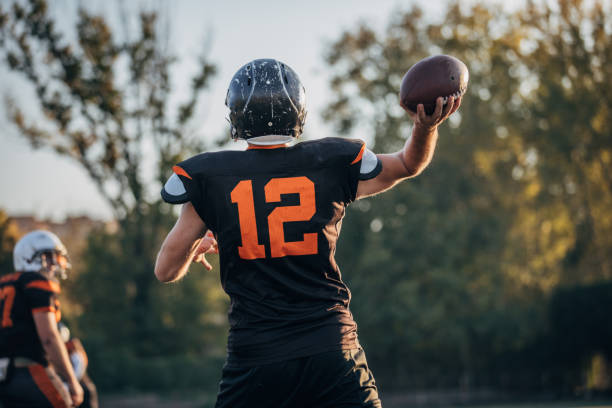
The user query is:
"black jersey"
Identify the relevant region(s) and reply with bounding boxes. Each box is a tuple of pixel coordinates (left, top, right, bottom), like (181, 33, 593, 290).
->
(0, 272, 61, 365)
(162, 137, 381, 367)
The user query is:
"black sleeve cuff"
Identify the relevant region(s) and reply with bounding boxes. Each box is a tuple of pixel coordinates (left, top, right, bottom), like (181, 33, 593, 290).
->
(161, 187, 190, 204)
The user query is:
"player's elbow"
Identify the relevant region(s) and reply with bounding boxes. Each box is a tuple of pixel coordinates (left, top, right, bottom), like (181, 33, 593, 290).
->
(401, 160, 428, 178)
(154, 261, 176, 283)
(154, 246, 178, 283)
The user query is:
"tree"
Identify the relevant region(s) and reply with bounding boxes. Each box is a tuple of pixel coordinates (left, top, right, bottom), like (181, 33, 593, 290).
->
(0, 0, 216, 218)
(0, 209, 19, 275)
(0, 0, 227, 390)
(326, 0, 612, 391)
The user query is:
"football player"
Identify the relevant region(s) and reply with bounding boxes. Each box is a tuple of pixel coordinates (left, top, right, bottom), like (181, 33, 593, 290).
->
(155, 58, 461, 407)
(0, 230, 84, 407)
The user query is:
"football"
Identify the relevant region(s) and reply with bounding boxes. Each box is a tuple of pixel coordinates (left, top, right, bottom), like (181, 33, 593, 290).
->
(399, 55, 469, 115)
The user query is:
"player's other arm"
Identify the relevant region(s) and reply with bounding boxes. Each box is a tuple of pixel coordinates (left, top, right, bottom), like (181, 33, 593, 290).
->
(33, 312, 84, 406)
(154, 202, 218, 283)
(356, 96, 461, 199)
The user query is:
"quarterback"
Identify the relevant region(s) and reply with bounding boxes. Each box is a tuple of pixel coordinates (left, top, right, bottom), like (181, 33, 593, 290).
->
(155, 58, 460, 407)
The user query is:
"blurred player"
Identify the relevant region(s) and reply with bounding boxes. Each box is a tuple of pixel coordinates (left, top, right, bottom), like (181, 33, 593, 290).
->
(58, 323, 98, 408)
(155, 58, 461, 407)
(0, 230, 84, 407)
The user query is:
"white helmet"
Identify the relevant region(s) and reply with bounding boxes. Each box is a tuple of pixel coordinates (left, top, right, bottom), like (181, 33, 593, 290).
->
(13, 230, 71, 278)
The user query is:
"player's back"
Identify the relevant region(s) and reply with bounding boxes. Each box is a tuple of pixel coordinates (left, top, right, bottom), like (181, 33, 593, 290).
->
(173, 137, 367, 366)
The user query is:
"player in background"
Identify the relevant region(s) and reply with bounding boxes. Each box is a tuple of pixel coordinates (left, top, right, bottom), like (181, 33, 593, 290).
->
(155, 58, 461, 407)
(0, 230, 84, 407)
(58, 323, 98, 408)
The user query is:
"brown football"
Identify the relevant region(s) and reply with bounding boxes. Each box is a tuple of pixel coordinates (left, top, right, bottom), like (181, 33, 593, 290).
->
(399, 55, 469, 115)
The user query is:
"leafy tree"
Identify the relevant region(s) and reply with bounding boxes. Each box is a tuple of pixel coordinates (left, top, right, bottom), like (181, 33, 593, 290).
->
(326, 0, 612, 391)
(0, 0, 216, 217)
(0, 209, 19, 275)
(0, 0, 226, 389)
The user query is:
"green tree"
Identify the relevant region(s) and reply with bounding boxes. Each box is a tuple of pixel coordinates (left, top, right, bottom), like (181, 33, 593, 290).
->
(0, 0, 226, 390)
(0, 210, 19, 275)
(326, 0, 612, 391)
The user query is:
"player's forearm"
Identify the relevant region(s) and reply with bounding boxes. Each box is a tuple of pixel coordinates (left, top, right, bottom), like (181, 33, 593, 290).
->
(400, 123, 439, 177)
(155, 203, 209, 282)
(155, 236, 202, 282)
(41, 329, 79, 386)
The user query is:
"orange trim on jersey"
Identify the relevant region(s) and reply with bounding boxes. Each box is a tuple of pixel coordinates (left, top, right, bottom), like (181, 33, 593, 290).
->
(32, 306, 56, 314)
(28, 364, 67, 408)
(246, 144, 289, 150)
(172, 165, 192, 180)
(0, 272, 21, 283)
(350, 143, 366, 165)
(25, 280, 60, 293)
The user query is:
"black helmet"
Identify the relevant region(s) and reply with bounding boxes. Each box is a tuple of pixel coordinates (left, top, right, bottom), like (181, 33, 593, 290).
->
(225, 58, 307, 142)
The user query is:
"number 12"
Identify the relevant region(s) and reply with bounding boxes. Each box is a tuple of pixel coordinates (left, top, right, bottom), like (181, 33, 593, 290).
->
(230, 176, 318, 260)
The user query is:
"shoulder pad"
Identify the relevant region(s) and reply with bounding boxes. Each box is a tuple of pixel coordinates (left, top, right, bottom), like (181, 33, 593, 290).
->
(161, 172, 189, 204)
(297, 137, 364, 166)
(23, 273, 61, 294)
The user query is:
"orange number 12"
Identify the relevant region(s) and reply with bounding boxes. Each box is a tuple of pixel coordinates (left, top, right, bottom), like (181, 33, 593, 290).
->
(231, 176, 318, 260)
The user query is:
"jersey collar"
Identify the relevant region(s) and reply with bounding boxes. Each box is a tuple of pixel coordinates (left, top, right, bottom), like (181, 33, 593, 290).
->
(246, 144, 290, 150)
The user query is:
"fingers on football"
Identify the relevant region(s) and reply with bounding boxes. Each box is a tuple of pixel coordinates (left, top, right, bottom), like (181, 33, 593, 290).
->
(433, 97, 445, 118)
(416, 103, 426, 120)
(450, 96, 462, 115)
(441, 96, 455, 119)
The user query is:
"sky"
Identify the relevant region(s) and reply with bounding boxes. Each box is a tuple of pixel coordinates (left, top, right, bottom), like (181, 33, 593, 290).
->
(0, 0, 451, 221)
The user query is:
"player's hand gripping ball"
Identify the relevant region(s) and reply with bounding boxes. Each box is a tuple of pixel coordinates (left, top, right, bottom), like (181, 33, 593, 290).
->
(399, 55, 469, 115)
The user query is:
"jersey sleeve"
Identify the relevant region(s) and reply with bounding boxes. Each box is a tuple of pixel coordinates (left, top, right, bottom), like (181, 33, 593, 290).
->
(22, 274, 60, 315)
(161, 160, 204, 207)
(161, 172, 189, 204)
(161, 155, 209, 226)
(345, 139, 382, 202)
(358, 147, 382, 180)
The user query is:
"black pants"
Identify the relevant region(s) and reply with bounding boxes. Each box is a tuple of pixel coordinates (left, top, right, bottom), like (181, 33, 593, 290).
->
(0, 365, 71, 408)
(215, 348, 382, 408)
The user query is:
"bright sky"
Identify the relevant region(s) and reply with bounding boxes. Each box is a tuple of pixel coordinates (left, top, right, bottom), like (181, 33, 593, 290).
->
(0, 0, 450, 220)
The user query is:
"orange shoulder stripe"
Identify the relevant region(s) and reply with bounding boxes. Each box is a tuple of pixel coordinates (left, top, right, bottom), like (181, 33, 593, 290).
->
(26, 280, 60, 293)
(350, 142, 366, 165)
(0, 272, 21, 283)
(172, 165, 192, 180)
(32, 306, 56, 314)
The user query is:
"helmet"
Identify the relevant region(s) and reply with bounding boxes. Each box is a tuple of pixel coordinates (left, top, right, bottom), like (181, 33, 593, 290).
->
(225, 58, 307, 144)
(13, 230, 71, 279)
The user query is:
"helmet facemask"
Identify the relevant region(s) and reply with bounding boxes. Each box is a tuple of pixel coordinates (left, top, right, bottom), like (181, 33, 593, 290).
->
(33, 250, 71, 280)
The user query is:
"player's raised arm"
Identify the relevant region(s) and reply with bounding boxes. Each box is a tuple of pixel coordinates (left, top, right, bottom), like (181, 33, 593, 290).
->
(356, 54, 468, 199)
(154, 203, 217, 283)
(356, 96, 461, 199)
